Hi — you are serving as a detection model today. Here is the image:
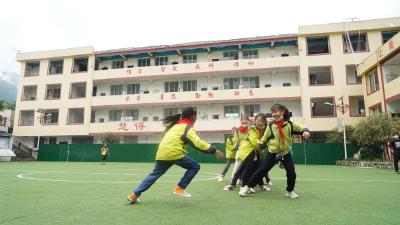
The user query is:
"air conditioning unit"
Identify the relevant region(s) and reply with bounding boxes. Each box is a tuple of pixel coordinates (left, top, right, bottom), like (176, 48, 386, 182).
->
(212, 87, 219, 90)
(265, 84, 271, 88)
(213, 115, 219, 120)
(143, 90, 150, 94)
(100, 93, 106, 96)
(143, 117, 148, 121)
(283, 83, 291, 87)
(201, 87, 207, 91)
(153, 116, 159, 121)
(99, 118, 105, 123)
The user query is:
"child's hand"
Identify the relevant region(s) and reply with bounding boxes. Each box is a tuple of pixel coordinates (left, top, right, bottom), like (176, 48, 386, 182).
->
(214, 150, 224, 159)
(302, 131, 311, 140)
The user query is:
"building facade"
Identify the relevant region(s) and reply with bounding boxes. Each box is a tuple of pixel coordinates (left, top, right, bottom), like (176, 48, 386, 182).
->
(13, 17, 400, 148)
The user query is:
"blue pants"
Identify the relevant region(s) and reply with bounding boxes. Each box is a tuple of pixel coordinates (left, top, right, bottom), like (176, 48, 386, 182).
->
(133, 156, 200, 196)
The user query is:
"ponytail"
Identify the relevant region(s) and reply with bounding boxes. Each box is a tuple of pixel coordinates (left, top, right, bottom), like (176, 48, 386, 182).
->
(162, 106, 197, 132)
(162, 113, 182, 131)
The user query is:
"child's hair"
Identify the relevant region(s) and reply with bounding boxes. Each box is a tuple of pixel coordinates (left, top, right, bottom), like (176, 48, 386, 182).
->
(270, 104, 291, 121)
(162, 107, 197, 131)
(254, 113, 266, 121)
(241, 115, 250, 121)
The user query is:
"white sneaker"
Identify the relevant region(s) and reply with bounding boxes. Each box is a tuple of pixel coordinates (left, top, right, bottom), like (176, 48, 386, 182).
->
(223, 185, 235, 191)
(217, 175, 224, 182)
(249, 188, 256, 193)
(268, 181, 273, 186)
(260, 185, 271, 192)
(239, 186, 250, 197)
(236, 179, 241, 185)
(285, 191, 299, 199)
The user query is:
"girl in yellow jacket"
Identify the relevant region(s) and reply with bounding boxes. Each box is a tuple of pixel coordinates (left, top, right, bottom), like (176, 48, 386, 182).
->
(217, 127, 237, 182)
(127, 107, 224, 204)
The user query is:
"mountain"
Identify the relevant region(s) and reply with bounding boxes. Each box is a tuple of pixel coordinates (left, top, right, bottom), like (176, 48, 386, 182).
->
(0, 78, 17, 103)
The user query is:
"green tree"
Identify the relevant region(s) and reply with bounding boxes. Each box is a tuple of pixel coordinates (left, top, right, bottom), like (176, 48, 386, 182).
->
(101, 132, 120, 144)
(0, 100, 5, 112)
(326, 125, 356, 144)
(352, 113, 400, 160)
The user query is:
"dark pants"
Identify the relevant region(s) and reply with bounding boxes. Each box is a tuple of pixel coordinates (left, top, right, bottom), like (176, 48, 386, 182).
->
(230, 151, 264, 187)
(133, 156, 200, 196)
(247, 152, 296, 192)
(394, 150, 399, 172)
(101, 154, 108, 162)
(220, 159, 235, 176)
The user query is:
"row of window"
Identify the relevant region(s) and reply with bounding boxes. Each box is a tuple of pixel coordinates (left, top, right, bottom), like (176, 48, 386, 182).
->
(22, 83, 86, 101)
(19, 95, 367, 126)
(306, 31, 398, 55)
(25, 58, 89, 77)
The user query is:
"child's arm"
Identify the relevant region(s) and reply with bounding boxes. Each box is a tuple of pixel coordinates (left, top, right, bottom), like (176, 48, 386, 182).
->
(292, 121, 311, 139)
(185, 127, 224, 158)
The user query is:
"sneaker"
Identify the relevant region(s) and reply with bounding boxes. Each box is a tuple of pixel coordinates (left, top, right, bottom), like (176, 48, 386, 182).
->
(260, 185, 271, 192)
(223, 184, 235, 191)
(285, 191, 299, 199)
(127, 193, 140, 204)
(236, 179, 241, 185)
(249, 187, 256, 193)
(268, 181, 273, 186)
(173, 186, 192, 198)
(217, 175, 224, 182)
(239, 186, 250, 197)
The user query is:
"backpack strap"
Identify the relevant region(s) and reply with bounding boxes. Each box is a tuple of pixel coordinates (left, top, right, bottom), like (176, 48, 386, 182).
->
(181, 124, 193, 145)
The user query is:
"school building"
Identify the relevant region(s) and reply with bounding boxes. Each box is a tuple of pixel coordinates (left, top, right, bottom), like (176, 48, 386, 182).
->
(13, 17, 400, 149)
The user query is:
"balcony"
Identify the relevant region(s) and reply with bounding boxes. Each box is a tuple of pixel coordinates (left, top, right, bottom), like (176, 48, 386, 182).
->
(91, 86, 301, 109)
(89, 117, 304, 135)
(93, 56, 300, 82)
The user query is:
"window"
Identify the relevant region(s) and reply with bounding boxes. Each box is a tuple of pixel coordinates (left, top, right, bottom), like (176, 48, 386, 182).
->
(343, 33, 368, 53)
(224, 105, 240, 118)
(183, 54, 197, 64)
(155, 56, 169, 66)
(19, 110, 34, 126)
(243, 49, 259, 59)
(42, 109, 59, 125)
(370, 105, 382, 115)
(182, 80, 197, 92)
(112, 60, 124, 69)
(244, 104, 260, 117)
(164, 108, 179, 117)
(110, 84, 124, 96)
(349, 96, 365, 117)
(223, 77, 240, 89)
(45, 84, 61, 100)
(72, 57, 88, 73)
(70, 83, 86, 98)
(243, 76, 260, 88)
(164, 81, 179, 93)
(223, 51, 239, 60)
(309, 67, 333, 86)
(127, 83, 140, 94)
(366, 69, 379, 94)
(91, 110, 96, 123)
(138, 58, 150, 67)
(306, 36, 330, 55)
(346, 65, 362, 84)
(68, 108, 84, 124)
(48, 59, 63, 75)
(109, 110, 123, 121)
(48, 137, 57, 144)
(311, 97, 335, 117)
(125, 109, 139, 121)
(382, 31, 399, 44)
(22, 86, 37, 101)
(25, 61, 40, 76)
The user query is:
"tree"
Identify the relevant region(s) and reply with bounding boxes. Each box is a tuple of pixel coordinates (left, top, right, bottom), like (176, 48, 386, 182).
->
(101, 132, 120, 144)
(0, 100, 5, 112)
(326, 125, 356, 144)
(352, 113, 400, 160)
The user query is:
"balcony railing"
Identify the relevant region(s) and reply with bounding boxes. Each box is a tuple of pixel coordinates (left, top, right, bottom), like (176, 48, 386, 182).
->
(93, 56, 300, 81)
(91, 86, 301, 108)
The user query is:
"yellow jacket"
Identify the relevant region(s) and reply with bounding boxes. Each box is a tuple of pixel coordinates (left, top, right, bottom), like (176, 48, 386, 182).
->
(156, 123, 216, 160)
(225, 136, 236, 159)
(233, 129, 249, 160)
(101, 147, 109, 156)
(237, 126, 264, 161)
(261, 120, 306, 154)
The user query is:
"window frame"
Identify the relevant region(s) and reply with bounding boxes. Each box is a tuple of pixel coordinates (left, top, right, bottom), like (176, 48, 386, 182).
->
(306, 36, 331, 56)
(310, 97, 337, 118)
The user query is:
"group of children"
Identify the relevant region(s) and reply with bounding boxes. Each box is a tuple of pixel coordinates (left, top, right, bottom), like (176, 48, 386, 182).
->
(126, 104, 310, 204)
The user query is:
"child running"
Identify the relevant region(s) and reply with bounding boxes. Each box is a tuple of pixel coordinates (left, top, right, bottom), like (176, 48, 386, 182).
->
(224, 113, 269, 192)
(239, 104, 310, 198)
(100, 142, 110, 165)
(217, 127, 238, 182)
(127, 107, 224, 204)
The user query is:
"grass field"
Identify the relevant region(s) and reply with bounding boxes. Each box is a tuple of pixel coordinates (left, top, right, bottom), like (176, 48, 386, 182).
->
(0, 162, 399, 225)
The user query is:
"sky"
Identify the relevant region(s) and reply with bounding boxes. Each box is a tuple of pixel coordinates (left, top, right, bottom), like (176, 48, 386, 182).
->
(0, 0, 399, 83)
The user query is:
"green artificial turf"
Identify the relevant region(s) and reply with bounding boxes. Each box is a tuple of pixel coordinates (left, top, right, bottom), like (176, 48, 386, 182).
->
(0, 162, 399, 225)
